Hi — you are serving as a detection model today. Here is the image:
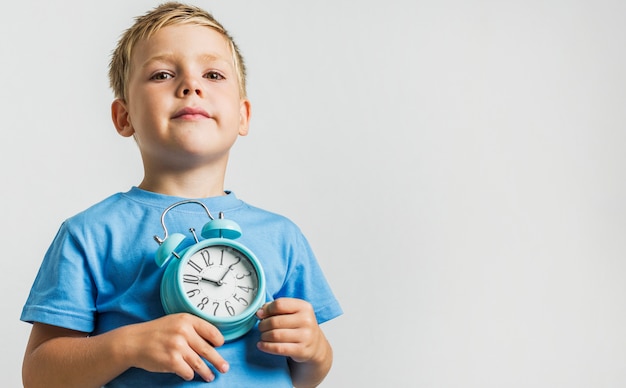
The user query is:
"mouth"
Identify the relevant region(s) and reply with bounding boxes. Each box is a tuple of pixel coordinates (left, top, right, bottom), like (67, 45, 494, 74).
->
(172, 107, 211, 120)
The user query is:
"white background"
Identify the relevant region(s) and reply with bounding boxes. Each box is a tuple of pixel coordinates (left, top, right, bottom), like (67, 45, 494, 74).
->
(2, 1, 626, 386)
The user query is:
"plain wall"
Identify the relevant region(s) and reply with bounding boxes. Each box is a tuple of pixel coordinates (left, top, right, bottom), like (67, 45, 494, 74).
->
(2, 1, 626, 386)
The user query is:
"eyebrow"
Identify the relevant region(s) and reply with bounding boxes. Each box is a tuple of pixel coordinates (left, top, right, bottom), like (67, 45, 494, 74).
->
(140, 53, 232, 69)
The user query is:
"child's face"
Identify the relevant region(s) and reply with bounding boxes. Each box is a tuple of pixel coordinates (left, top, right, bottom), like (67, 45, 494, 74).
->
(114, 23, 250, 171)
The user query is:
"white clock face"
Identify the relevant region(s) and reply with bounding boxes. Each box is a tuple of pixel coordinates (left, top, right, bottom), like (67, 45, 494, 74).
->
(181, 245, 259, 317)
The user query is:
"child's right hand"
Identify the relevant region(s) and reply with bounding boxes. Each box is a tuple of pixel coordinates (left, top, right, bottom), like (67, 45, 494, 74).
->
(119, 313, 229, 382)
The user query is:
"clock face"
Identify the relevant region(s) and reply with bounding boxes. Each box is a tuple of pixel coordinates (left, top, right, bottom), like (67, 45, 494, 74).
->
(181, 244, 260, 318)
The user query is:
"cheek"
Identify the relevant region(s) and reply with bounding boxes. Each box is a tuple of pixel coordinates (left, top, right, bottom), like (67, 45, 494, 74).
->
(128, 97, 159, 126)
(223, 100, 246, 125)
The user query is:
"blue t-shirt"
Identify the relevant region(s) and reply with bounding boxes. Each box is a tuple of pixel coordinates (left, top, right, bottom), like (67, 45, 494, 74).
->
(21, 187, 342, 387)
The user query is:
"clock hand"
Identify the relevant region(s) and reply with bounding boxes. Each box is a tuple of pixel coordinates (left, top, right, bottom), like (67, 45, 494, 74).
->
(199, 256, 240, 286)
(200, 276, 226, 286)
(215, 260, 239, 285)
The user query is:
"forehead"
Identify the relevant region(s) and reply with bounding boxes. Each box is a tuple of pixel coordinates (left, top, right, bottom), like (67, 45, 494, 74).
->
(131, 24, 233, 70)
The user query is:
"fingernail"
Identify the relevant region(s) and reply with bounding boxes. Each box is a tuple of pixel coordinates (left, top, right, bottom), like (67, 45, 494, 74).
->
(221, 362, 230, 373)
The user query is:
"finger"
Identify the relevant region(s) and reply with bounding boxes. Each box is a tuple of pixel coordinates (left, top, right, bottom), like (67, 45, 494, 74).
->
(257, 339, 299, 357)
(258, 298, 308, 318)
(257, 313, 300, 333)
(189, 335, 229, 374)
(258, 327, 305, 344)
(193, 318, 225, 348)
(190, 320, 229, 374)
(181, 352, 215, 382)
(257, 327, 321, 363)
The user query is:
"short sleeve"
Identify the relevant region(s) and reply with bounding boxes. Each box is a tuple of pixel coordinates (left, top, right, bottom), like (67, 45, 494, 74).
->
(20, 222, 97, 332)
(274, 231, 343, 324)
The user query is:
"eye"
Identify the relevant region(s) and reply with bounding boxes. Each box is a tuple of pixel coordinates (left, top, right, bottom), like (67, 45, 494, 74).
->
(150, 71, 173, 81)
(204, 71, 225, 81)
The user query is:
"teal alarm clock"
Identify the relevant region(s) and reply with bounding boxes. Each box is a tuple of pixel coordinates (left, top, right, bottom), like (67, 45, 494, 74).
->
(153, 200, 266, 342)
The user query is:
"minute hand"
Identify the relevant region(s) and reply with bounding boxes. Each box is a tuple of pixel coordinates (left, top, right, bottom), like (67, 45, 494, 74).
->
(216, 257, 241, 285)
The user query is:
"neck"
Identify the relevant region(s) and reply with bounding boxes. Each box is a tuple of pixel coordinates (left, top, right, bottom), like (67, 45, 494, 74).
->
(139, 164, 227, 199)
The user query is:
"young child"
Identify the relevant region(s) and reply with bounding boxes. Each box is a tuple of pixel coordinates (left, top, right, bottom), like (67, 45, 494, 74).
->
(20, 2, 342, 387)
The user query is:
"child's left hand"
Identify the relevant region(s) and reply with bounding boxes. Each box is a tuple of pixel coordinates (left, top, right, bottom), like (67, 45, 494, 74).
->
(255, 298, 324, 363)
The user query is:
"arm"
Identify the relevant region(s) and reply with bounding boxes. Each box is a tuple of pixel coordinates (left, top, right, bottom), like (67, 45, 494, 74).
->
(22, 313, 229, 388)
(256, 298, 334, 388)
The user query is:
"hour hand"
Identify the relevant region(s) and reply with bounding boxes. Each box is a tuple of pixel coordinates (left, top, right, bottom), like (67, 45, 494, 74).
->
(200, 276, 223, 286)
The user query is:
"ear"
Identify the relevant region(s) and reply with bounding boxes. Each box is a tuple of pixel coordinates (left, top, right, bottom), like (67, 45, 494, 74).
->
(111, 99, 134, 137)
(238, 98, 251, 136)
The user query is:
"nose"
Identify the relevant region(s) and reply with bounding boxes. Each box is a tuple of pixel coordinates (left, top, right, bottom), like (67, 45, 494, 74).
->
(182, 87, 201, 96)
(177, 75, 203, 98)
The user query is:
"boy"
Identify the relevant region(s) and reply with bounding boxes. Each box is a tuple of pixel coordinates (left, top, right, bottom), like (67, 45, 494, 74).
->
(20, 2, 342, 387)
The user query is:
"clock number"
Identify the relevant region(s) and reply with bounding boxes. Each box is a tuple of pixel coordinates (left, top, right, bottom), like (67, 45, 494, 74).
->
(197, 297, 209, 310)
(230, 256, 241, 268)
(200, 249, 213, 266)
(187, 259, 202, 273)
(209, 300, 238, 316)
(225, 300, 236, 316)
(183, 274, 200, 285)
(237, 285, 255, 293)
(236, 270, 251, 280)
(233, 294, 249, 306)
(186, 288, 201, 298)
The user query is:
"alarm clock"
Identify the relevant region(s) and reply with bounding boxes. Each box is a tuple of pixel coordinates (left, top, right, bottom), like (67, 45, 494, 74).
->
(153, 199, 266, 342)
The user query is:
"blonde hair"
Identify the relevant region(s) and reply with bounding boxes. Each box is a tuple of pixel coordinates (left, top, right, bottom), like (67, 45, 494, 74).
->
(108, 2, 247, 101)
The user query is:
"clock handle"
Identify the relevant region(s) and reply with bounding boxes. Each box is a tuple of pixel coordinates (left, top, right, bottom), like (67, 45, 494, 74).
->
(153, 200, 216, 267)
(154, 200, 215, 243)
